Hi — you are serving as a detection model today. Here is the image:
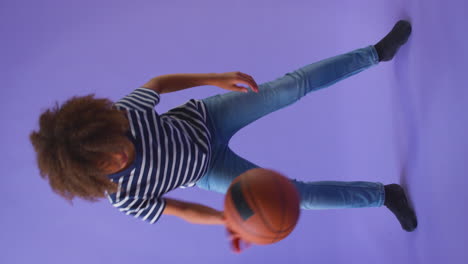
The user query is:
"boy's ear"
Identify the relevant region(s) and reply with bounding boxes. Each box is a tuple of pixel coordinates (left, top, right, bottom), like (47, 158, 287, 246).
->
(96, 156, 115, 173)
(96, 159, 107, 171)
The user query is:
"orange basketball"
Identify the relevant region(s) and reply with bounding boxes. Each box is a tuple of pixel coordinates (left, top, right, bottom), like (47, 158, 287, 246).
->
(224, 168, 300, 245)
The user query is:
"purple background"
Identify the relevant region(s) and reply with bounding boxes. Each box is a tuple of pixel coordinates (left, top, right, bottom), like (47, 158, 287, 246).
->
(2, 0, 468, 263)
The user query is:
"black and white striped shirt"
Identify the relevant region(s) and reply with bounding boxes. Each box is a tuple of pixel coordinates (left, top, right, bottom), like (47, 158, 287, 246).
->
(105, 88, 212, 224)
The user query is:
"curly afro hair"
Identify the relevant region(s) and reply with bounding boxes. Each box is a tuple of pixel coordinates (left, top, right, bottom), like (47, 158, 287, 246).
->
(30, 95, 130, 202)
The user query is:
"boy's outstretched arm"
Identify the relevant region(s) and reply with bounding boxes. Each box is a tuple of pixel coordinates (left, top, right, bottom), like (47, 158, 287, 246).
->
(163, 197, 250, 253)
(142, 73, 219, 94)
(163, 197, 224, 225)
(142, 72, 259, 94)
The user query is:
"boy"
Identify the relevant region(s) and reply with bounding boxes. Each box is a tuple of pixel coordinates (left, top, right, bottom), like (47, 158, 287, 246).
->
(30, 20, 417, 253)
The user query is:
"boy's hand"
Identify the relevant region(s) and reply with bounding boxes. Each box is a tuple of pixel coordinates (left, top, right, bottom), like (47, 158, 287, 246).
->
(212, 72, 259, 93)
(226, 226, 252, 253)
(221, 212, 252, 253)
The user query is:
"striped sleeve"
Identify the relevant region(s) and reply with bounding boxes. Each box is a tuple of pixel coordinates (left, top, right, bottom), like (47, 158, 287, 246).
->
(114, 87, 160, 111)
(114, 196, 167, 224)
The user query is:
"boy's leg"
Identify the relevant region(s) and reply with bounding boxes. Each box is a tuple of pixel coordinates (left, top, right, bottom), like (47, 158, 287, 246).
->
(196, 145, 384, 209)
(196, 146, 417, 230)
(201, 46, 379, 144)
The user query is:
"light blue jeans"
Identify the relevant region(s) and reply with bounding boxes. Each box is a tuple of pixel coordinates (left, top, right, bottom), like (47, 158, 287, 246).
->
(197, 46, 385, 209)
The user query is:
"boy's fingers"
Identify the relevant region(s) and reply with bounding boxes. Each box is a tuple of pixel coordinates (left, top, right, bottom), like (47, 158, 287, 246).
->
(231, 237, 241, 253)
(239, 79, 257, 91)
(239, 73, 259, 92)
(233, 84, 249, 93)
(236, 76, 258, 93)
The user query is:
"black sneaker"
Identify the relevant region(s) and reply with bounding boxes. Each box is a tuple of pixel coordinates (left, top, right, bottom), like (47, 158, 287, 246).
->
(374, 20, 412, 62)
(384, 184, 418, 231)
